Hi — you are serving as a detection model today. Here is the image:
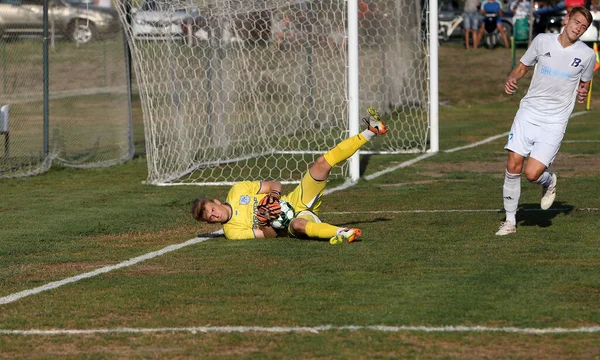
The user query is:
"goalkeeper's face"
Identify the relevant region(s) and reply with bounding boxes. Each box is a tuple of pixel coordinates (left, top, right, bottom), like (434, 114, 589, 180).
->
(202, 200, 230, 223)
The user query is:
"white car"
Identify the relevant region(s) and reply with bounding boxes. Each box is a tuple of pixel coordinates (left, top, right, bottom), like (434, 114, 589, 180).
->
(132, 0, 197, 39)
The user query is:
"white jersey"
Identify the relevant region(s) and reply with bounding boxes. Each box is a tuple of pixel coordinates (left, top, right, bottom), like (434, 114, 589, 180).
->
(518, 33, 595, 127)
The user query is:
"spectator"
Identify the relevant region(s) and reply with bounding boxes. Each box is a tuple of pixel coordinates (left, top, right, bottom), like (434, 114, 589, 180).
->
(463, 0, 480, 49)
(478, 0, 511, 48)
(509, 0, 531, 25)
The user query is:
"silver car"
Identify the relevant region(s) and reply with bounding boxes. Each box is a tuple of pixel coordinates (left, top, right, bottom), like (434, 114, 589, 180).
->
(0, 0, 122, 44)
(132, 0, 198, 40)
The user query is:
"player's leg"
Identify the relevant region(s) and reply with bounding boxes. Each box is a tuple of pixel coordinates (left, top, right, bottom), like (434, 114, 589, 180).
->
(311, 107, 387, 181)
(284, 110, 386, 217)
(289, 216, 362, 243)
(497, 150, 525, 235)
(524, 157, 557, 210)
(527, 130, 562, 210)
(496, 116, 531, 235)
(283, 108, 386, 242)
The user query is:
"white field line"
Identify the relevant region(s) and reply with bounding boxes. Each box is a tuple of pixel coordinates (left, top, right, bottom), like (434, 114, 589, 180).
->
(569, 110, 589, 119)
(0, 232, 222, 306)
(444, 132, 509, 153)
(563, 140, 600, 143)
(2, 325, 600, 335)
(363, 152, 437, 181)
(325, 208, 599, 215)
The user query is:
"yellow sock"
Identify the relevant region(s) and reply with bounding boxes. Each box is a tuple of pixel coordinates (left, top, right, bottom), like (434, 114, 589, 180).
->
(305, 222, 339, 239)
(323, 134, 368, 167)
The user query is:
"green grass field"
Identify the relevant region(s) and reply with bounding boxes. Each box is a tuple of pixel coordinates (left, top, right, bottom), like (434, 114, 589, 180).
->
(1, 44, 600, 358)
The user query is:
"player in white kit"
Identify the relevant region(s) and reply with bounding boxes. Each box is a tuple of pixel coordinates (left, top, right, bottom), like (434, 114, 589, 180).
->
(496, 6, 595, 235)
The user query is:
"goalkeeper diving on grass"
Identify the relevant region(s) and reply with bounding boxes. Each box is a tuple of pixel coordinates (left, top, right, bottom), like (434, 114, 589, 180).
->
(191, 108, 387, 243)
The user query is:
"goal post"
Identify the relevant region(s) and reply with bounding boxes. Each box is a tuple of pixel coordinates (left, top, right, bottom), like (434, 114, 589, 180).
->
(115, 0, 437, 186)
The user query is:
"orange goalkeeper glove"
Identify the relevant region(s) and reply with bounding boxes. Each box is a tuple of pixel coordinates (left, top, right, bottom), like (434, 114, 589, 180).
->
(259, 189, 281, 207)
(256, 202, 281, 226)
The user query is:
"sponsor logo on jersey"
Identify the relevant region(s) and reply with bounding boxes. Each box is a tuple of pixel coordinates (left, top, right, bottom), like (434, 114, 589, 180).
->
(540, 65, 571, 80)
(541, 52, 551, 57)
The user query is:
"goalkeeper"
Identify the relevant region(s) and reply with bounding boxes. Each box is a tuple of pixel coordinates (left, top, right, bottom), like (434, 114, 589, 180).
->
(191, 108, 387, 243)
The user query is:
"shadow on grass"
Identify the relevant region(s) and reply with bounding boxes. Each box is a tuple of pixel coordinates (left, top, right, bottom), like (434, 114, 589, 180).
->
(333, 217, 392, 228)
(195, 232, 226, 239)
(359, 154, 372, 177)
(517, 201, 574, 228)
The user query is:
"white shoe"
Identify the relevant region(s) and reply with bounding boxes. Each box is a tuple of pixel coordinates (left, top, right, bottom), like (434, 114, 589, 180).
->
(540, 173, 557, 210)
(495, 221, 516, 236)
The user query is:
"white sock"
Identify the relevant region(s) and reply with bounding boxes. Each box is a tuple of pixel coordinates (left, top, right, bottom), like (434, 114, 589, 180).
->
(503, 170, 521, 224)
(534, 170, 553, 187)
(362, 129, 375, 141)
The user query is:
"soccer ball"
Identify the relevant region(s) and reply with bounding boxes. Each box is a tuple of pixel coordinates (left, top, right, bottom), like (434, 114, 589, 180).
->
(271, 200, 295, 230)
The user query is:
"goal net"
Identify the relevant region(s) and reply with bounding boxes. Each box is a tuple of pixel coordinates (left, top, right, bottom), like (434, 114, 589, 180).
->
(115, 0, 430, 185)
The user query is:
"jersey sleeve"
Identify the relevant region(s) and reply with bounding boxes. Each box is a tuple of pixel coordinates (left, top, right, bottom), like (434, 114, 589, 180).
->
(520, 35, 541, 67)
(580, 51, 595, 82)
(224, 227, 256, 240)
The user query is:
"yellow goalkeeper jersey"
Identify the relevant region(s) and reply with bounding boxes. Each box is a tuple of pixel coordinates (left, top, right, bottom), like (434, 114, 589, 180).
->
(223, 181, 265, 240)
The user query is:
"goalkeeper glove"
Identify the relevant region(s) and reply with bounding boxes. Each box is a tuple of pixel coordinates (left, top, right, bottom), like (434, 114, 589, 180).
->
(259, 189, 281, 207)
(256, 202, 281, 226)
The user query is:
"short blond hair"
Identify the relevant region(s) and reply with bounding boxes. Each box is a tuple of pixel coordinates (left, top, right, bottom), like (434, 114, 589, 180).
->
(191, 197, 215, 222)
(569, 6, 593, 26)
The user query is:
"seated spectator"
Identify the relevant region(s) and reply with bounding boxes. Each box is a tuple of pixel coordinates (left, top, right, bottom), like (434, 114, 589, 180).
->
(478, 0, 511, 47)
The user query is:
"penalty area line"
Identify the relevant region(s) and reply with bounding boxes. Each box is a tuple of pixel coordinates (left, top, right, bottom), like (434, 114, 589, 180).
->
(0, 231, 223, 306)
(1, 325, 600, 336)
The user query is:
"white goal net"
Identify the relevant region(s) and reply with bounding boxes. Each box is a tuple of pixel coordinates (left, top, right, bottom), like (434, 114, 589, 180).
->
(115, 0, 430, 185)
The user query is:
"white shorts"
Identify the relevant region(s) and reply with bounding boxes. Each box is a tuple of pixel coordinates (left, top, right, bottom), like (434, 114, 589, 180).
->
(504, 114, 565, 167)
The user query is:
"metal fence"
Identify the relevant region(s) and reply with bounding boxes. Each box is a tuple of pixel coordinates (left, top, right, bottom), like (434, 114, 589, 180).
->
(0, 0, 132, 178)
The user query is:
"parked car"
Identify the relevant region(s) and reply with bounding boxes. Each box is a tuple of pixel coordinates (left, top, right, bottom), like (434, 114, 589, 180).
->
(131, 0, 198, 40)
(0, 0, 122, 44)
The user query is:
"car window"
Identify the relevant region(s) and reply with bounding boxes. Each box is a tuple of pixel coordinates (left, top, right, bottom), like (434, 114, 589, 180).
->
(1, 0, 23, 5)
(21, 0, 43, 4)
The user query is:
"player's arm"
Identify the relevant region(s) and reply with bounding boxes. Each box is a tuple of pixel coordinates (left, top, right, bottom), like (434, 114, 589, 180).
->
(576, 80, 591, 104)
(259, 181, 282, 194)
(253, 226, 278, 239)
(504, 62, 530, 94)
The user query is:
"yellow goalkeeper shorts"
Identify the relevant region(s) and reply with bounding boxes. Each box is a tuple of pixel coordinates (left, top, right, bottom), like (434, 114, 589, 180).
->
(281, 170, 326, 216)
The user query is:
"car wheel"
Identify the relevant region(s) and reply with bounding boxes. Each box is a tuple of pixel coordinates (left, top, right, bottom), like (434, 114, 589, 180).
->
(68, 20, 96, 44)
